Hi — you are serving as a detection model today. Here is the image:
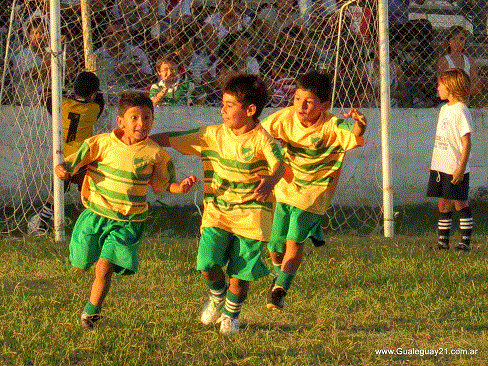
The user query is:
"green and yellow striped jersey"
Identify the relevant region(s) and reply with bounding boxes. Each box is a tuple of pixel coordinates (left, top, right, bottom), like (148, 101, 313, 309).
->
(261, 106, 364, 215)
(169, 123, 283, 242)
(64, 130, 175, 222)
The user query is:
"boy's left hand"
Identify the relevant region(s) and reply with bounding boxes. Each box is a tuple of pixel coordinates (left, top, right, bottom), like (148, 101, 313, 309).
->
(344, 108, 367, 136)
(252, 174, 277, 201)
(180, 175, 197, 193)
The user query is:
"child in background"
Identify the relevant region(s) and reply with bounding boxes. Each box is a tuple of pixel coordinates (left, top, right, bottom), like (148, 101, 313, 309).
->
(427, 68, 473, 251)
(55, 91, 197, 328)
(149, 54, 206, 106)
(260, 71, 367, 311)
(28, 71, 104, 235)
(150, 74, 284, 333)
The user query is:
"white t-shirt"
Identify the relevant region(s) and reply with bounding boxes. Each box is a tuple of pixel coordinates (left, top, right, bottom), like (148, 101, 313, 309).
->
(430, 102, 472, 175)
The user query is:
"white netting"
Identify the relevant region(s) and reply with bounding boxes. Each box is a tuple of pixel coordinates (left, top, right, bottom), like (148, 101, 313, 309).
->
(2, 0, 488, 235)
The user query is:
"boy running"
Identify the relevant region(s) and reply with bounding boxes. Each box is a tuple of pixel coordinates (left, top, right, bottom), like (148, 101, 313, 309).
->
(260, 71, 367, 311)
(55, 91, 197, 328)
(151, 74, 284, 333)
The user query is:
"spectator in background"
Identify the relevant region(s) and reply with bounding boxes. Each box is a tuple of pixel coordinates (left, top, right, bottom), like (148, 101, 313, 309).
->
(9, 17, 51, 106)
(358, 45, 406, 107)
(452, 0, 488, 41)
(217, 32, 260, 75)
(275, 25, 318, 74)
(437, 25, 480, 95)
(202, 0, 251, 58)
(261, 51, 297, 108)
(165, 23, 211, 86)
(95, 19, 152, 104)
(256, 0, 305, 47)
(149, 54, 206, 106)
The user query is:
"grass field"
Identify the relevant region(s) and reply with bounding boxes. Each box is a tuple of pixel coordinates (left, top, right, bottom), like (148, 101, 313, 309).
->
(1, 205, 488, 365)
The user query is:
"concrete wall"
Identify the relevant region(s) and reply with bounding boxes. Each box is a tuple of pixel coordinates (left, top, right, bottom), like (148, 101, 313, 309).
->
(2, 106, 488, 207)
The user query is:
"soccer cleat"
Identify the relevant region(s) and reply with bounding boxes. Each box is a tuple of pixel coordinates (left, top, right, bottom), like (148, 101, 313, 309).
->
(436, 242, 449, 250)
(27, 214, 51, 236)
(267, 286, 286, 311)
(200, 296, 225, 325)
(218, 314, 240, 334)
(80, 312, 102, 329)
(455, 243, 470, 252)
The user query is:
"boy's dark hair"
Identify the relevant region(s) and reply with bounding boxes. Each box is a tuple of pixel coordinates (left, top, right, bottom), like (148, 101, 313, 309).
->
(74, 71, 100, 98)
(223, 74, 268, 119)
(118, 91, 154, 116)
(296, 71, 331, 102)
(156, 54, 180, 71)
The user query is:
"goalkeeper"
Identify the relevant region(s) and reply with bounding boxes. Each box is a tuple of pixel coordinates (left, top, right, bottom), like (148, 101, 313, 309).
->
(260, 71, 367, 311)
(29, 71, 104, 235)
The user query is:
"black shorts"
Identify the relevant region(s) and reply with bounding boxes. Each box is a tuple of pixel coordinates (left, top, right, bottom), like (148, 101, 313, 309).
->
(427, 170, 469, 201)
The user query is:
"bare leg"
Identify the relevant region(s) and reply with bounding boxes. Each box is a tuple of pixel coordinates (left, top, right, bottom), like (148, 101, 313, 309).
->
(89, 258, 115, 308)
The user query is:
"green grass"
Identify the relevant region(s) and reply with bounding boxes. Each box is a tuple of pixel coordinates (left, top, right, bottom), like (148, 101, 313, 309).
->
(1, 206, 488, 365)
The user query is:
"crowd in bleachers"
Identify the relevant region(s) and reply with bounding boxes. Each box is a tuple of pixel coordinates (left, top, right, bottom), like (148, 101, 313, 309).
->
(1, 0, 488, 108)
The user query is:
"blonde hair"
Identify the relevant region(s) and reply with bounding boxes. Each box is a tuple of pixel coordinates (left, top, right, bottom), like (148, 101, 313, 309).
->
(438, 68, 471, 104)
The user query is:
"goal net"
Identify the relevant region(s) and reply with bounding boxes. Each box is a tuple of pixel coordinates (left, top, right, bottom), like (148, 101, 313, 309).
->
(1, 0, 486, 236)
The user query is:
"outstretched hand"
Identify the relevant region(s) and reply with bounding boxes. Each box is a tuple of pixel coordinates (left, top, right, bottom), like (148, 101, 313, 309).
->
(344, 108, 367, 136)
(252, 173, 277, 202)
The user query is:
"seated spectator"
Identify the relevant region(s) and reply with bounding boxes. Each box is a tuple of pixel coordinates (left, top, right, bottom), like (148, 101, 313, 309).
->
(217, 32, 260, 75)
(437, 25, 480, 95)
(202, 0, 251, 57)
(256, 0, 305, 47)
(95, 19, 153, 104)
(166, 23, 211, 86)
(202, 54, 239, 106)
(9, 17, 50, 106)
(112, 0, 157, 45)
(359, 45, 406, 107)
(276, 25, 318, 73)
(149, 54, 206, 106)
(262, 51, 297, 108)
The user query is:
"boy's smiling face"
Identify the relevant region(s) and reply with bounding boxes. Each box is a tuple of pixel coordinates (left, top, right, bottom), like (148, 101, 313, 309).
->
(116, 106, 154, 145)
(221, 92, 256, 135)
(293, 88, 330, 126)
(158, 61, 178, 86)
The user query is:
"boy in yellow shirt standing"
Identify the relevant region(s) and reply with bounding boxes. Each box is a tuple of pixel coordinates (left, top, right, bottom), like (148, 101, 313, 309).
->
(261, 71, 367, 311)
(151, 74, 284, 333)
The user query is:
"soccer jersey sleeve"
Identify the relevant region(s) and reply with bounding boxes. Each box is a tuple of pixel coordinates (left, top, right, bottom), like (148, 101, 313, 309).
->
(333, 118, 364, 151)
(168, 127, 206, 156)
(149, 149, 176, 194)
(459, 105, 473, 137)
(64, 135, 102, 175)
(260, 108, 291, 140)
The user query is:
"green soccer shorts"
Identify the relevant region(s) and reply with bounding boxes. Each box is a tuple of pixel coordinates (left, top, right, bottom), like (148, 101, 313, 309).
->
(69, 209, 145, 275)
(197, 227, 269, 281)
(267, 202, 326, 253)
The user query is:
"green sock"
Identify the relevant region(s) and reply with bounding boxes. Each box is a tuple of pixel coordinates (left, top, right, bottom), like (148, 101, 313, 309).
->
(205, 279, 227, 300)
(272, 262, 282, 275)
(275, 271, 294, 291)
(222, 290, 247, 319)
(83, 301, 101, 315)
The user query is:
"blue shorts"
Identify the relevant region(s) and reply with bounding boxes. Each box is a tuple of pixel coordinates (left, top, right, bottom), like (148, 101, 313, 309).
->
(427, 170, 469, 201)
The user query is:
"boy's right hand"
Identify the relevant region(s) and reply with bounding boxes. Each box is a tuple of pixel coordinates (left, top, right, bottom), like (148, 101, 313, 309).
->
(55, 163, 70, 180)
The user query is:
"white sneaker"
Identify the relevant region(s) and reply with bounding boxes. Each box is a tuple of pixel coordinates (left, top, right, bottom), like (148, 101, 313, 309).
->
(219, 314, 240, 334)
(27, 214, 47, 236)
(200, 296, 225, 325)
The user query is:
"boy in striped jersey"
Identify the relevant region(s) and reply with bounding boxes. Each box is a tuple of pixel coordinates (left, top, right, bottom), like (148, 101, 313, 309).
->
(55, 91, 197, 329)
(261, 71, 367, 311)
(150, 74, 285, 334)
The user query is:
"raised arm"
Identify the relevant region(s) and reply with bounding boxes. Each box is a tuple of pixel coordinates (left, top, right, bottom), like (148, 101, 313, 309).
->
(344, 108, 367, 137)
